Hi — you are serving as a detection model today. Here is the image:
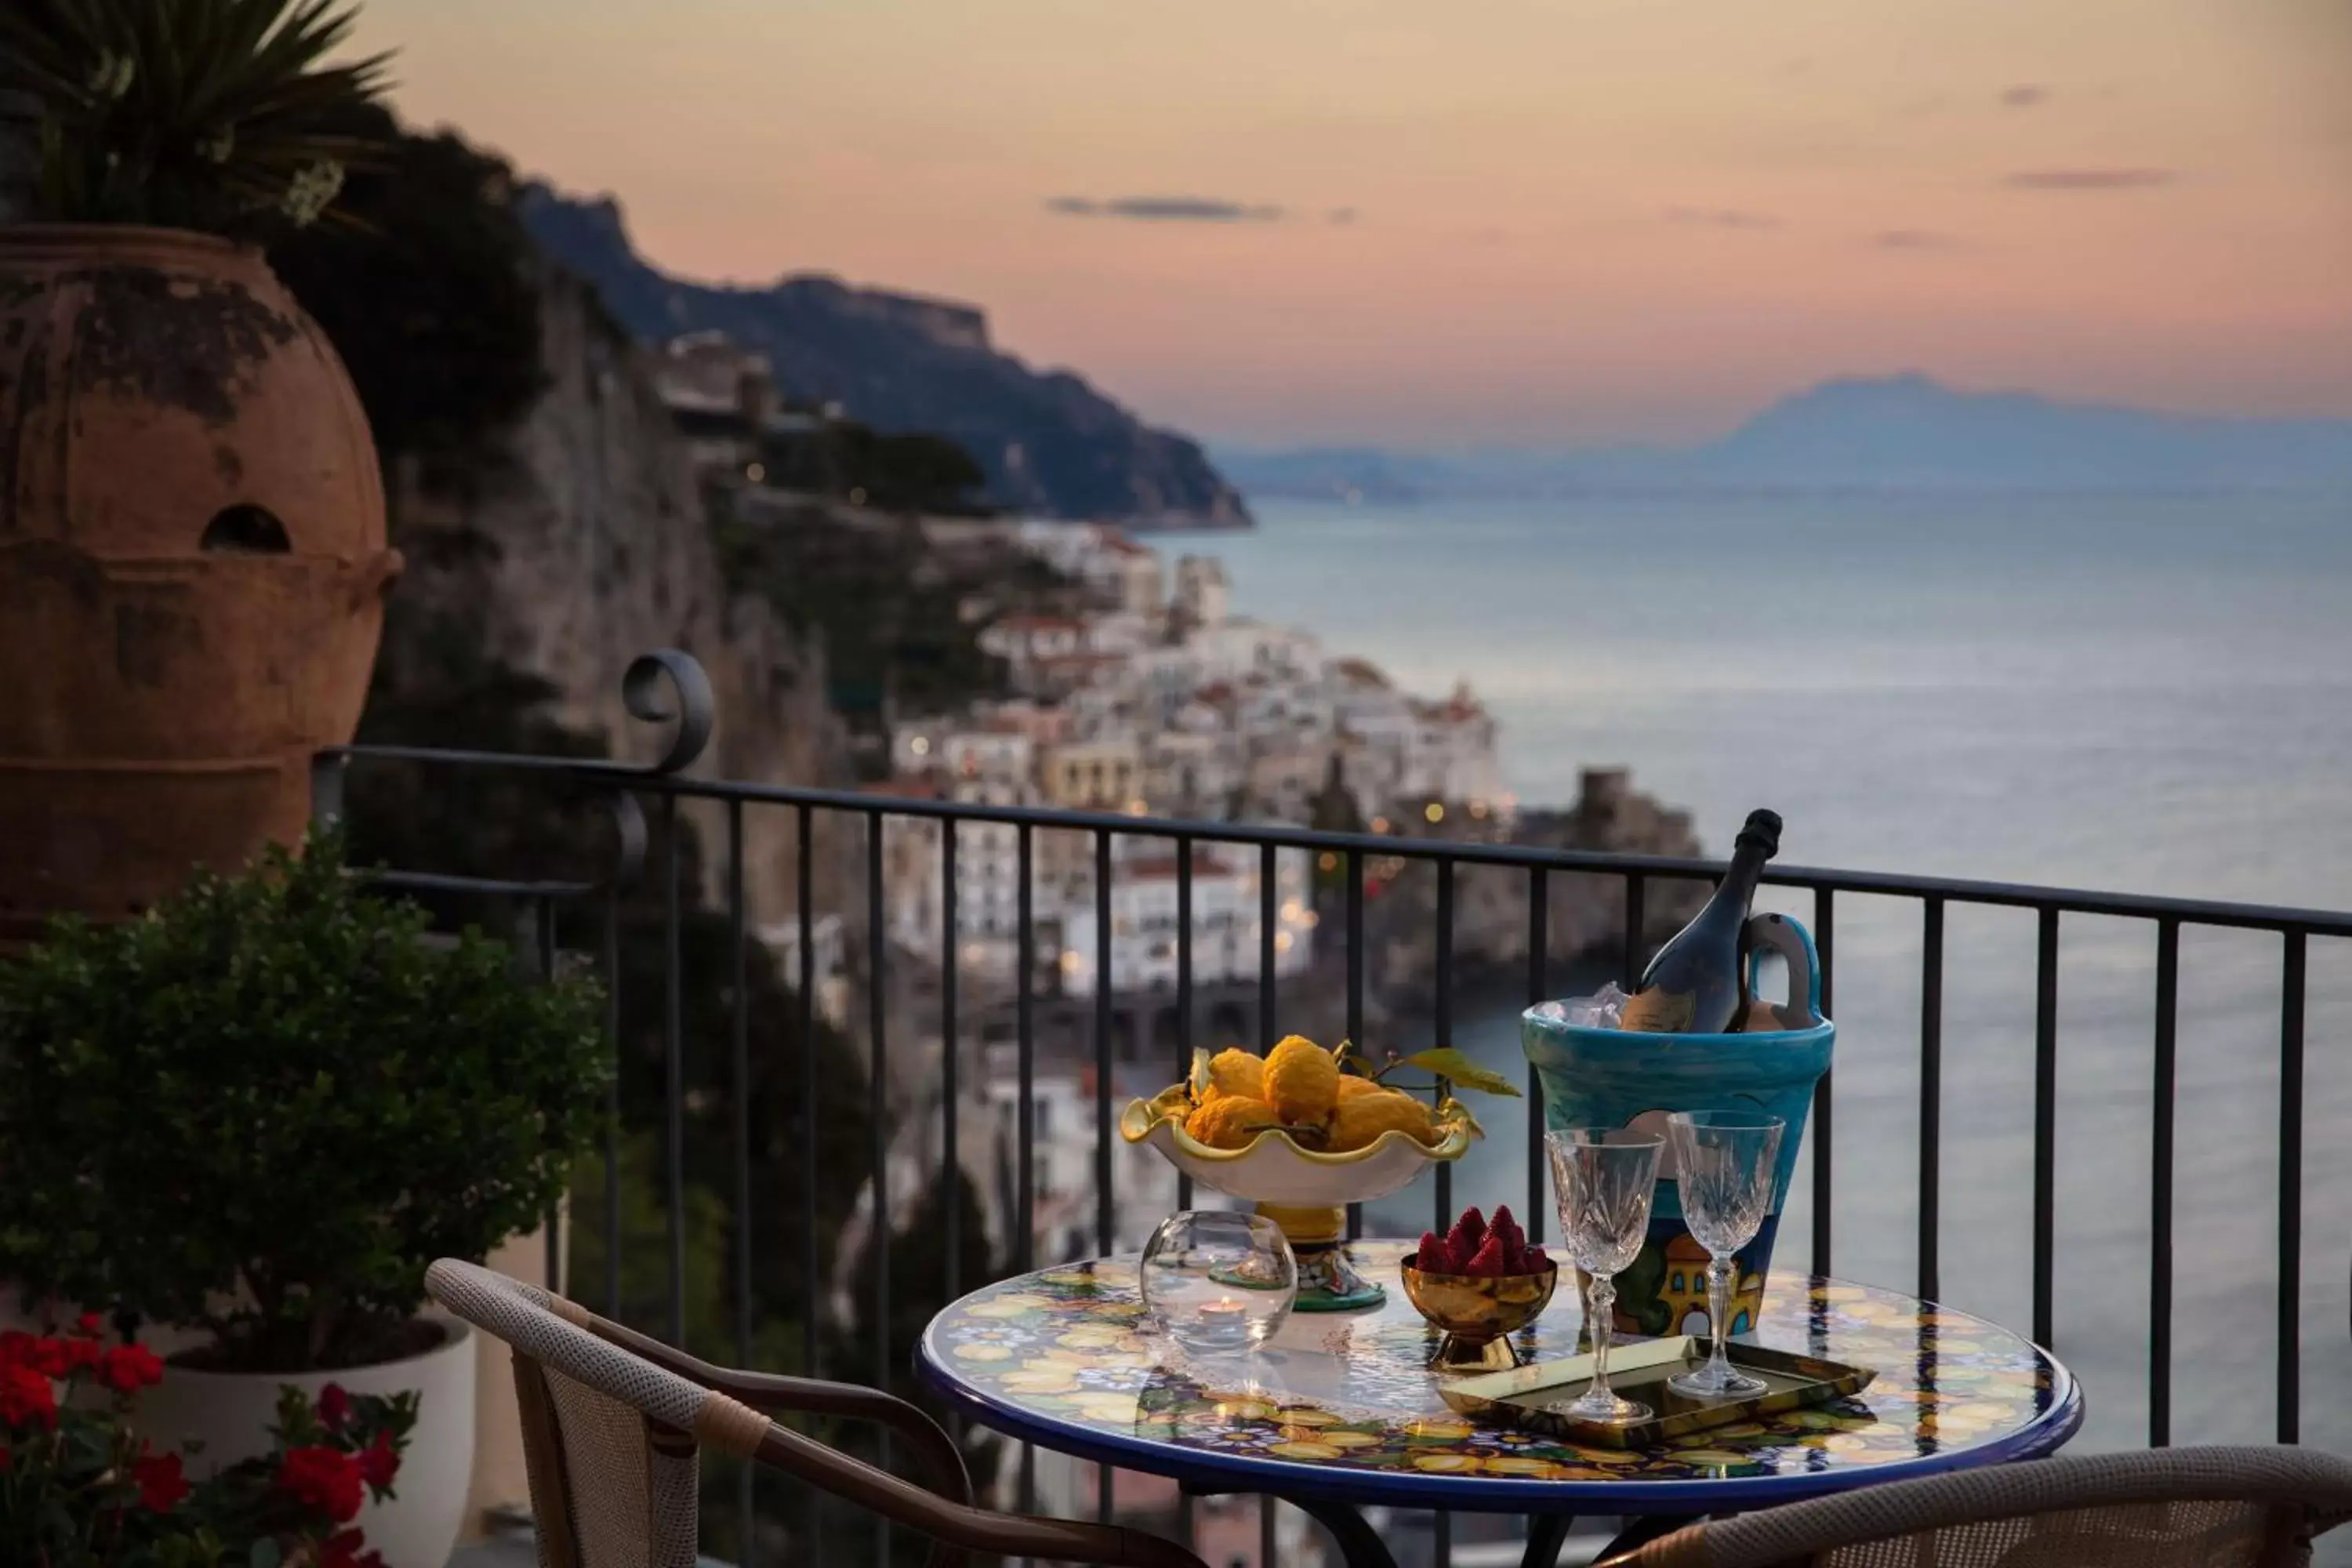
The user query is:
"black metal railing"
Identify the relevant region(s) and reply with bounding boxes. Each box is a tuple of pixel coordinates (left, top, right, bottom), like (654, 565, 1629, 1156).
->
(314, 651, 2351, 1568)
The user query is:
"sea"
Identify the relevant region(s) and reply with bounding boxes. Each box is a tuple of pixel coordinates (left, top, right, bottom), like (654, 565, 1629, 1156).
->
(1181, 493, 2352, 1460)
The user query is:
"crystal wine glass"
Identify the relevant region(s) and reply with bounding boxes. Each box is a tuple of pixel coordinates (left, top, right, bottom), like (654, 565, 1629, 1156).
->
(1664, 1110, 1785, 1399)
(1545, 1127, 1664, 1421)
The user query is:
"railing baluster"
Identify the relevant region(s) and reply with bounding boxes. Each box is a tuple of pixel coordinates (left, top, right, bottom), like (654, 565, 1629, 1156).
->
(535, 896, 563, 1298)
(2150, 916, 2178, 1447)
(2031, 907, 2058, 1348)
(2278, 929, 2305, 1444)
(1434, 857, 1454, 1226)
(1813, 887, 1835, 1276)
(1017, 823, 1036, 1269)
(1346, 849, 1366, 1240)
(1094, 832, 1115, 1533)
(797, 805, 820, 1561)
(867, 816, 891, 1567)
(1094, 832, 1115, 1254)
(663, 797, 686, 1348)
(1526, 866, 1548, 1244)
(941, 819, 960, 1303)
(1623, 872, 1646, 988)
(1261, 842, 1279, 1044)
(1175, 834, 1194, 1213)
(1918, 896, 1943, 1303)
(603, 884, 622, 1319)
(727, 804, 755, 1564)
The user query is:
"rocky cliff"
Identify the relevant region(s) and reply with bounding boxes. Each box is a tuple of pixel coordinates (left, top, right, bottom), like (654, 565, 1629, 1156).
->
(365, 259, 855, 927)
(519, 188, 1252, 528)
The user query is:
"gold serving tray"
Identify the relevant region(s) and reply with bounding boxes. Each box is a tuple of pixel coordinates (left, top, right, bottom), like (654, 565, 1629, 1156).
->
(1439, 1336, 1876, 1449)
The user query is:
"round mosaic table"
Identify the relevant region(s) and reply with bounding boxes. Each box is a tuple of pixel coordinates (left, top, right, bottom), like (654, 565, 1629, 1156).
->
(917, 1241, 2082, 1568)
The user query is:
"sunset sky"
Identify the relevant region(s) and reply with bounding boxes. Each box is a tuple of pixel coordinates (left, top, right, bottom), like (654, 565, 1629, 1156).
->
(354, 0, 2352, 446)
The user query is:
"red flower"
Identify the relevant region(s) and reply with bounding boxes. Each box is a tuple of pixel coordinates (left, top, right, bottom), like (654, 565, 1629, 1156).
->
(319, 1527, 386, 1568)
(355, 1429, 400, 1491)
(318, 1381, 351, 1430)
(278, 1444, 365, 1523)
(132, 1450, 190, 1512)
(73, 1312, 103, 1338)
(0, 1331, 82, 1377)
(94, 1344, 165, 1393)
(0, 1363, 56, 1430)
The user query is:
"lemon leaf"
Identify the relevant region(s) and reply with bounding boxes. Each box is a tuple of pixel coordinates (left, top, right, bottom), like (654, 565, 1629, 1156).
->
(1399, 1047, 1522, 1098)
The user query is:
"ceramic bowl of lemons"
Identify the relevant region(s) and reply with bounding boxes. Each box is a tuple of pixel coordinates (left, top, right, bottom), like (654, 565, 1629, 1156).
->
(1120, 1036, 1484, 1309)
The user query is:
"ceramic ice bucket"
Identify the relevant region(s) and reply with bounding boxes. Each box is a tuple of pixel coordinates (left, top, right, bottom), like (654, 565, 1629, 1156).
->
(1521, 911, 1832, 1339)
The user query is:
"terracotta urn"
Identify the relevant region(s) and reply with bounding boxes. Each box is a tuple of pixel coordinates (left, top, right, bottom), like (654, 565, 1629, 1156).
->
(0, 225, 398, 940)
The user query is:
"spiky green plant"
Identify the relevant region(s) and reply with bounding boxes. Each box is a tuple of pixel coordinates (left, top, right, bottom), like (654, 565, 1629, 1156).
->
(0, 0, 393, 237)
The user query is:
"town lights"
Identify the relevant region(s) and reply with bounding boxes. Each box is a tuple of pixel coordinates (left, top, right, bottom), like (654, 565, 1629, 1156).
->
(1425, 801, 1446, 824)
(911, 735, 931, 756)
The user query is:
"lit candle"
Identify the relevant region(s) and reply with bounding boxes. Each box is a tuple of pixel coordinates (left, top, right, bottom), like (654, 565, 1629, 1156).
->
(1198, 1298, 1247, 1323)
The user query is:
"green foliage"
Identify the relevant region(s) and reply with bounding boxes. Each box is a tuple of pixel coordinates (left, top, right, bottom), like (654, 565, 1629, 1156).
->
(0, 831, 610, 1372)
(716, 496, 1011, 732)
(0, 0, 391, 237)
(760, 421, 991, 516)
(271, 107, 546, 478)
(1394, 1047, 1521, 1098)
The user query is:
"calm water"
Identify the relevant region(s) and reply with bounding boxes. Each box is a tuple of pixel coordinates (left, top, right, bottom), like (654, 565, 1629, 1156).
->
(1188, 495, 2352, 1457)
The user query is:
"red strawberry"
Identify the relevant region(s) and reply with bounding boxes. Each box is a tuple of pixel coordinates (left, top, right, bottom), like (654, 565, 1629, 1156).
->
(1465, 1234, 1511, 1277)
(1444, 1207, 1487, 1272)
(1525, 1246, 1551, 1273)
(1490, 1206, 1524, 1270)
(1416, 1232, 1451, 1272)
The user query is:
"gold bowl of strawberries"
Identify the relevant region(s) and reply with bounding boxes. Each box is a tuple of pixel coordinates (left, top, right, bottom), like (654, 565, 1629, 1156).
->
(1401, 1206, 1559, 1372)
(1122, 1035, 1507, 1310)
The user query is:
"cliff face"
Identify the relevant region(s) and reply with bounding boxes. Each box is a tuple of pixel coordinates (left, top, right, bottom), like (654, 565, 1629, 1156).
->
(370, 260, 855, 927)
(518, 188, 1252, 528)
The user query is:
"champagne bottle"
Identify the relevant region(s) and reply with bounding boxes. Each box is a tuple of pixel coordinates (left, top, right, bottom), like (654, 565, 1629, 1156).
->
(1617, 808, 1782, 1034)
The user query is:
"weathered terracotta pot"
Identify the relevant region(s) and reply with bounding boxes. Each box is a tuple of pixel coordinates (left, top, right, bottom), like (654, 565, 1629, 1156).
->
(0, 225, 398, 939)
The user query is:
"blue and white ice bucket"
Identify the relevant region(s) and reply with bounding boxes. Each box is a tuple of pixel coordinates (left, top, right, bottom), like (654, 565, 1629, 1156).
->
(1521, 912, 1832, 1338)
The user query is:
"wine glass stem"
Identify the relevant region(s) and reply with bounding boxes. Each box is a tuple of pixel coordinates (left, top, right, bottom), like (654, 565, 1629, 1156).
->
(1588, 1276, 1617, 1402)
(1706, 1254, 1734, 1381)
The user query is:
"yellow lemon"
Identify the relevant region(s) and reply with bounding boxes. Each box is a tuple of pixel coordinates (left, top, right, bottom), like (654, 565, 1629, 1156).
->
(1335, 1073, 1385, 1102)
(1270, 1441, 1344, 1461)
(1265, 1036, 1341, 1123)
(1185, 1095, 1281, 1149)
(1205, 1048, 1268, 1102)
(1327, 1089, 1438, 1151)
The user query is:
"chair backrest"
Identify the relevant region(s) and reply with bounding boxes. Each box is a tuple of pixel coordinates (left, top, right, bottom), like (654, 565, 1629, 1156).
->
(427, 1258, 773, 1568)
(1616, 1446, 2352, 1568)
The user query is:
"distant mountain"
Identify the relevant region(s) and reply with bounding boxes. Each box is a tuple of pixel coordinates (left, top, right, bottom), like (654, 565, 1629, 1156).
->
(521, 188, 1250, 528)
(1224, 375, 2352, 501)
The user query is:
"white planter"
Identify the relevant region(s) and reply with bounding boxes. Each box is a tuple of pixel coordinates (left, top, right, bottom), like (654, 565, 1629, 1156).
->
(134, 1316, 477, 1568)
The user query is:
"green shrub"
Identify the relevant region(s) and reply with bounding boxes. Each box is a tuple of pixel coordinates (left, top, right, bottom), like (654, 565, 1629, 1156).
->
(0, 830, 609, 1372)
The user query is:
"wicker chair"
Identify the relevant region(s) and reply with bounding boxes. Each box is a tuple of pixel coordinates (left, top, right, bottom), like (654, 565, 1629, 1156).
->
(426, 1258, 1206, 1568)
(1603, 1446, 2352, 1568)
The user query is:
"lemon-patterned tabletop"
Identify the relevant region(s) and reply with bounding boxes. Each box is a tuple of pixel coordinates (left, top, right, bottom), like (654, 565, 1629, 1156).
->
(917, 1242, 2081, 1519)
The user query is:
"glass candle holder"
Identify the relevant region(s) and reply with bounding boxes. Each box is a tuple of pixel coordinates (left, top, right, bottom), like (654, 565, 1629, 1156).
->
(1141, 1210, 1298, 1356)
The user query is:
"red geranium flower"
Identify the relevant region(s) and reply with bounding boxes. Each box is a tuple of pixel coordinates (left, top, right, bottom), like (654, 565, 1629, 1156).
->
(132, 1450, 190, 1512)
(74, 1312, 103, 1338)
(318, 1381, 351, 1430)
(320, 1527, 386, 1568)
(0, 1363, 57, 1429)
(0, 1331, 79, 1378)
(94, 1344, 165, 1393)
(278, 1444, 365, 1523)
(355, 1428, 400, 1491)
